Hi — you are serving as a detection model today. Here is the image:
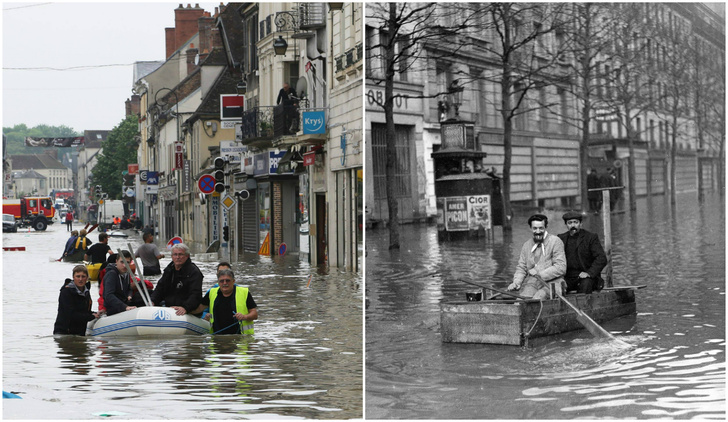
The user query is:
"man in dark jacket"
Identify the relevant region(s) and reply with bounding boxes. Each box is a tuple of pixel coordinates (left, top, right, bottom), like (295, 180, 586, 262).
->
(102, 250, 137, 316)
(557, 211, 608, 294)
(150, 243, 203, 316)
(54, 265, 98, 335)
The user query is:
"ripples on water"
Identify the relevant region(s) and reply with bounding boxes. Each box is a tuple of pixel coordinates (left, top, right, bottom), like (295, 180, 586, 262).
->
(3, 228, 362, 419)
(366, 192, 725, 419)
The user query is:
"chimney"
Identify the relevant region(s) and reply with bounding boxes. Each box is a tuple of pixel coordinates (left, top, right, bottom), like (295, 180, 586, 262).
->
(165, 27, 176, 59)
(197, 14, 215, 62)
(173, 3, 205, 56)
(126, 94, 141, 117)
(186, 47, 199, 75)
(211, 26, 223, 49)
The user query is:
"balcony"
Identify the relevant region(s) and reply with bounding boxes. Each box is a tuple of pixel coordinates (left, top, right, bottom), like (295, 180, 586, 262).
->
(240, 106, 274, 146)
(240, 100, 315, 146)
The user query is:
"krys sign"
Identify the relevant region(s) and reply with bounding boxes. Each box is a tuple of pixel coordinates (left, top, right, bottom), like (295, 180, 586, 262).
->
(302, 110, 326, 135)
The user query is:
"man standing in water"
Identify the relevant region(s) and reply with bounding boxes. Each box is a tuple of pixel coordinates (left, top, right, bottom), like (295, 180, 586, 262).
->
(507, 214, 566, 300)
(557, 211, 607, 294)
(193, 268, 257, 334)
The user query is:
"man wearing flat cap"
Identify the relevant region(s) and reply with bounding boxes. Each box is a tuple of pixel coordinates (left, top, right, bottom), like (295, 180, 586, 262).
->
(557, 211, 607, 294)
(508, 214, 566, 300)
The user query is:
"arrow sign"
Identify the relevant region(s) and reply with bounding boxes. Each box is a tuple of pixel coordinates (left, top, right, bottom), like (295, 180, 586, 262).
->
(198, 174, 216, 194)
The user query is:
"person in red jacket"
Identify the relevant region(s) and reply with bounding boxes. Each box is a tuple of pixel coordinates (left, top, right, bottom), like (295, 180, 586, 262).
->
(65, 211, 73, 231)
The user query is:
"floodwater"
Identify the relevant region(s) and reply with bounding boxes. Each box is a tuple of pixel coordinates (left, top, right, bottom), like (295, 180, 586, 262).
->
(2, 223, 362, 419)
(366, 192, 725, 419)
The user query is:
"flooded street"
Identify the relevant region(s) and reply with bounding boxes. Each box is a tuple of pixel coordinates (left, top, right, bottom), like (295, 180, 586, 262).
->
(3, 224, 362, 419)
(366, 192, 725, 419)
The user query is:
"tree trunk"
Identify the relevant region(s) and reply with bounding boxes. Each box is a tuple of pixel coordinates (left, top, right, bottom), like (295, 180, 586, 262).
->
(385, 3, 400, 250)
(670, 118, 678, 205)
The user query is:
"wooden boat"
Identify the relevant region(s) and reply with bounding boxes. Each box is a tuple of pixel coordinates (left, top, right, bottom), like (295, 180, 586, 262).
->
(86, 306, 210, 337)
(62, 250, 86, 262)
(440, 286, 638, 346)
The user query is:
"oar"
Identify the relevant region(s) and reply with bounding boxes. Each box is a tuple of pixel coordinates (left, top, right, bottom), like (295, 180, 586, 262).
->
(87, 224, 99, 234)
(117, 250, 151, 307)
(126, 243, 153, 306)
(534, 275, 622, 341)
(457, 279, 532, 301)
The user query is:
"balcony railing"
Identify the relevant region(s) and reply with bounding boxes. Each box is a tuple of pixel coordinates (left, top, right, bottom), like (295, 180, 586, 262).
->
(241, 106, 274, 141)
(335, 42, 363, 73)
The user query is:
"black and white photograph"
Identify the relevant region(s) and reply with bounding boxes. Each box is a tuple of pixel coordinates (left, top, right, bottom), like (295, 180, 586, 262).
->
(364, 2, 725, 419)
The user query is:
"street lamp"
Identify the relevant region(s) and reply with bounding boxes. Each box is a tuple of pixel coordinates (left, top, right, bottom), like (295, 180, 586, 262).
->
(449, 79, 464, 118)
(273, 35, 288, 55)
(236, 76, 247, 95)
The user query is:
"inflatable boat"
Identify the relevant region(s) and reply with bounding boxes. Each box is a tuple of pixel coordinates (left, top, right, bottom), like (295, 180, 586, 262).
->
(86, 306, 210, 337)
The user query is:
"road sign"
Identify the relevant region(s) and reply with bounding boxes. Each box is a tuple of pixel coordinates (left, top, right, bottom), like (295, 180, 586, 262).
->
(198, 174, 216, 194)
(167, 236, 183, 249)
(278, 243, 287, 256)
(221, 194, 236, 210)
(258, 233, 270, 256)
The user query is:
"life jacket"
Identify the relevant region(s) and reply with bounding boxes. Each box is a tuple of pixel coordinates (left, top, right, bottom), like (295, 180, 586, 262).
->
(75, 236, 87, 250)
(208, 286, 254, 335)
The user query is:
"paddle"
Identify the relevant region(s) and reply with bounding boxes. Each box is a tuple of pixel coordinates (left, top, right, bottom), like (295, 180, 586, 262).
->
(533, 275, 623, 342)
(117, 250, 151, 307)
(457, 279, 532, 301)
(87, 224, 99, 234)
(125, 243, 153, 306)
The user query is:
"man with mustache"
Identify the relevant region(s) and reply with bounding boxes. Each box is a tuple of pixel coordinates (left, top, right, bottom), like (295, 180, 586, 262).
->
(557, 211, 607, 294)
(507, 214, 566, 300)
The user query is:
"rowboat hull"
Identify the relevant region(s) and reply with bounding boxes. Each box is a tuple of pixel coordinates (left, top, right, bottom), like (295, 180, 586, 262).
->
(87, 306, 210, 337)
(441, 288, 636, 346)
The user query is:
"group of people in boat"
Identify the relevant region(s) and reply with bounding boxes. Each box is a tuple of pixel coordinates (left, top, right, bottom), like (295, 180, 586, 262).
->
(507, 211, 607, 300)
(53, 241, 258, 336)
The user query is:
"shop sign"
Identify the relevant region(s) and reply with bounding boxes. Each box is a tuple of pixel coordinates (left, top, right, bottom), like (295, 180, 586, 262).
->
(210, 195, 219, 241)
(302, 110, 326, 134)
(253, 153, 269, 176)
(174, 142, 184, 170)
(128, 164, 139, 174)
(445, 197, 468, 231)
(220, 140, 246, 163)
(303, 151, 316, 166)
(269, 150, 293, 174)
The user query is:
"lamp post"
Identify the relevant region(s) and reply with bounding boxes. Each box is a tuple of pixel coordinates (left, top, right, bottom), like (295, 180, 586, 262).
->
(274, 10, 299, 56)
(449, 79, 464, 119)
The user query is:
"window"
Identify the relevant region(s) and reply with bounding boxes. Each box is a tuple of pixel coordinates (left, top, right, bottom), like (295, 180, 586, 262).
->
(371, 123, 412, 200)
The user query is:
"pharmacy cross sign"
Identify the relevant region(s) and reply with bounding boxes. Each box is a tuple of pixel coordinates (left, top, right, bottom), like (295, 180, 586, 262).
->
(198, 174, 216, 194)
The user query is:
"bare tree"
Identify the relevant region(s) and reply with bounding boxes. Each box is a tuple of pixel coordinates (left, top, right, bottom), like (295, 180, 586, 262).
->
(597, 4, 657, 211)
(654, 13, 697, 205)
(366, 3, 486, 249)
(551, 3, 618, 210)
(475, 3, 568, 230)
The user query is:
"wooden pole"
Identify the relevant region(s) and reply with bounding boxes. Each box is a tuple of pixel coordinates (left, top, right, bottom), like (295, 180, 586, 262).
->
(601, 190, 613, 287)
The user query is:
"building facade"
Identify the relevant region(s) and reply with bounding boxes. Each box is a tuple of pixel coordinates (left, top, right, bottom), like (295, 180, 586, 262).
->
(366, 3, 724, 225)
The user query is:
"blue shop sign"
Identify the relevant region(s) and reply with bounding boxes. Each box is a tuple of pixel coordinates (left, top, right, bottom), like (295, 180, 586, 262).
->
(302, 110, 326, 134)
(146, 171, 158, 185)
(269, 150, 293, 174)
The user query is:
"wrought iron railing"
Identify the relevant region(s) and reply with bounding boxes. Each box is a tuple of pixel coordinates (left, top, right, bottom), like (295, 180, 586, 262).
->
(241, 106, 275, 141)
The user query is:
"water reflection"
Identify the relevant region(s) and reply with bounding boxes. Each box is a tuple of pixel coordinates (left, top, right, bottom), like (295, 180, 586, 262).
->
(366, 192, 725, 419)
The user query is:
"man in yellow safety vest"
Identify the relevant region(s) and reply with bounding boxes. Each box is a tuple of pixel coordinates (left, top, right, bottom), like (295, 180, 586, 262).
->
(193, 268, 257, 334)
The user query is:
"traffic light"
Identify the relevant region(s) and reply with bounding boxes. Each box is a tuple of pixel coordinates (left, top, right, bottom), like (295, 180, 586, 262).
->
(222, 225, 229, 241)
(213, 156, 226, 193)
(95, 185, 102, 198)
(235, 189, 250, 201)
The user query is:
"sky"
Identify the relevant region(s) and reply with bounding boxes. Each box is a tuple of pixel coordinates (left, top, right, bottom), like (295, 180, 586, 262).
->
(2, 1, 222, 134)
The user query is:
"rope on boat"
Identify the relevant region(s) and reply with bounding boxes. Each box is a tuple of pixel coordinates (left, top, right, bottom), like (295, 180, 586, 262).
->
(524, 300, 544, 339)
(212, 321, 240, 335)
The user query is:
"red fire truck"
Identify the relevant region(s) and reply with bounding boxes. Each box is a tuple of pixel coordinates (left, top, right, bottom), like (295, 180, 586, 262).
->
(2, 196, 56, 231)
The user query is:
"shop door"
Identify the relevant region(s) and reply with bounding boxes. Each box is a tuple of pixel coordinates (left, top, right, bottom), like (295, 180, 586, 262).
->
(316, 193, 327, 265)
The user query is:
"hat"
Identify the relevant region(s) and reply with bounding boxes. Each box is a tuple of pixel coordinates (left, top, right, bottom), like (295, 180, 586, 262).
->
(562, 211, 583, 222)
